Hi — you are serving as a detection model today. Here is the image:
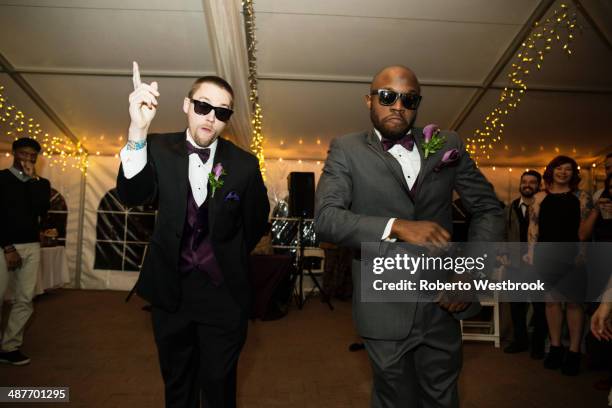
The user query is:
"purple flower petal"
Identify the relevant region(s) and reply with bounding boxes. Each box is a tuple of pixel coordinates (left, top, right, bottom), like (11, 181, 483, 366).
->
(441, 148, 459, 163)
(423, 124, 439, 142)
(213, 163, 223, 178)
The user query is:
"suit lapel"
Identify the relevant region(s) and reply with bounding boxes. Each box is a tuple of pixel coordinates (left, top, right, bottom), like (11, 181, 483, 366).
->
(365, 130, 414, 202)
(207, 138, 228, 235)
(412, 127, 437, 198)
(169, 132, 189, 225)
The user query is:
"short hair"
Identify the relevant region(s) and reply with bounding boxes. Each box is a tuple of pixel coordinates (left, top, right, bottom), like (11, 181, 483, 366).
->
(543, 155, 580, 191)
(520, 170, 542, 185)
(188, 76, 234, 105)
(12, 137, 41, 152)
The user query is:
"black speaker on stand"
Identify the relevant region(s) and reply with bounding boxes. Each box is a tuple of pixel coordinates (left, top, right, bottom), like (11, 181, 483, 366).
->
(288, 172, 315, 218)
(287, 172, 333, 310)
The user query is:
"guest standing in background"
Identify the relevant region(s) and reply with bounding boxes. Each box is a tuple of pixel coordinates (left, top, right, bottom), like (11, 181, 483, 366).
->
(526, 155, 592, 376)
(504, 170, 548, 359)
(0, 137, 51, 366)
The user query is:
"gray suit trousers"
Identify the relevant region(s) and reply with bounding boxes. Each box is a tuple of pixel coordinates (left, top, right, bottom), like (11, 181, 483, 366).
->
(363, 302, 462, 408)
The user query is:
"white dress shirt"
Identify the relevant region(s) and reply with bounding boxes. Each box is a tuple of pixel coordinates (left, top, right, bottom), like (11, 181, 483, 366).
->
(119, 130, 217, 207)
(374, 128, 422, 240)
(518, 197, 528, 217)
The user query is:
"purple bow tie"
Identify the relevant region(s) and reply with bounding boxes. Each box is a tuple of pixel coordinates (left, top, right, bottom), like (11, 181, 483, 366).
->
(185, 141, 211, 163)
(381, 134, 415, 152)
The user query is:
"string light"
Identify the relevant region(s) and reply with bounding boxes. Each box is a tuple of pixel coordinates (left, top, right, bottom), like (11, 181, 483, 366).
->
(243, 0, 266, 179)
(466, 3, 579, 164)
(0, 85, 88, 172)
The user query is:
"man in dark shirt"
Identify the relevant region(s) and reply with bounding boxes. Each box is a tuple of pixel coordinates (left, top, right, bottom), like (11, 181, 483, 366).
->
(0, 137, 51, 365)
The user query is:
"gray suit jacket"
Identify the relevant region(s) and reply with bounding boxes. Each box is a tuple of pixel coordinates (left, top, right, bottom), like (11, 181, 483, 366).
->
(314, 128, 504, 340)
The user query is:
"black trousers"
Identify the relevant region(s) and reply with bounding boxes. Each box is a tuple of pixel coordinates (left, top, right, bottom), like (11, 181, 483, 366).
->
(509, 302, 547, 348)
(151, 270, 247, 408)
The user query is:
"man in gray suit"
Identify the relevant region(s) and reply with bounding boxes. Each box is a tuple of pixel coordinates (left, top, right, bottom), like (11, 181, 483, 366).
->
(314, 65, 504, 408)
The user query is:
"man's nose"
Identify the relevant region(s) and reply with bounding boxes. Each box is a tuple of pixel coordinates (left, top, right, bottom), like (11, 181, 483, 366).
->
(390, 98, 404, 111)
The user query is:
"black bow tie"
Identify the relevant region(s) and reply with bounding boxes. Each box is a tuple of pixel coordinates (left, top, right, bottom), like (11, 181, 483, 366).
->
(185, 141, 211, 163)
(381, 134, 415, 152)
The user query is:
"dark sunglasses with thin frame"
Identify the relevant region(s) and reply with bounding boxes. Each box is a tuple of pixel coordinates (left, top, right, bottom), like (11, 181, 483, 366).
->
(190, 99, 234, 122)
(370, 89, 422, 110)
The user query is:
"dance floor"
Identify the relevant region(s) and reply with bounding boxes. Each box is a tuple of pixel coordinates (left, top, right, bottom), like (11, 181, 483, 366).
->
(0, 289, 606, 407)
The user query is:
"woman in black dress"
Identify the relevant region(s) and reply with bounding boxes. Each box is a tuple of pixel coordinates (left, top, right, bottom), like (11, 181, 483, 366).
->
(526, 156, 592, 376)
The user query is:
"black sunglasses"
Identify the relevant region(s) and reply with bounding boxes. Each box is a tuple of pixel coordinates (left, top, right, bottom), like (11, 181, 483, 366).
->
(370, 89, 422, 110)
(190, 99, 234, 122)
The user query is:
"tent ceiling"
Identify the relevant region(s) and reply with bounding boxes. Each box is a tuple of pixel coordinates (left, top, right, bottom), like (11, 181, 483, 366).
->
(0, 0, 610, 166)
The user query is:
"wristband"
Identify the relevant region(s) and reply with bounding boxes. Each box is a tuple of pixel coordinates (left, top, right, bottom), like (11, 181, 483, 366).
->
(126, 139, 147, 151)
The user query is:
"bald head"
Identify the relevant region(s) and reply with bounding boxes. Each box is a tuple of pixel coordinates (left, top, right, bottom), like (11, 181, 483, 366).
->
(371, 65, 420, 93)
(366, 65, 421, 141)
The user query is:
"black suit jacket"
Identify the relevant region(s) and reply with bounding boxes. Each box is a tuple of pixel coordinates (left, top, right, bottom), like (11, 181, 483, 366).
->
(116, 132, 270, 313)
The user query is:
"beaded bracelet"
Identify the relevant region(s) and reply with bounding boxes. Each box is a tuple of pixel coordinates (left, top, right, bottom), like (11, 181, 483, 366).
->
(126, 139, 147, 150)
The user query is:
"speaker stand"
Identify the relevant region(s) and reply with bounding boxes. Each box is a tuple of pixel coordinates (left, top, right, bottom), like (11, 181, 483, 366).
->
(295, 217, 334, 311)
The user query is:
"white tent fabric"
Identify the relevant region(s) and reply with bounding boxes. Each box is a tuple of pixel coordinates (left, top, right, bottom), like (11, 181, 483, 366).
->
(202, 0, 254, 150)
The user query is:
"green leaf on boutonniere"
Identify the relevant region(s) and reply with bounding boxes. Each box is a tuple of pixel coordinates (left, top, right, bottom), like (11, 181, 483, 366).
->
(208, 163, 226, 197)
(422, 124, 447, 159)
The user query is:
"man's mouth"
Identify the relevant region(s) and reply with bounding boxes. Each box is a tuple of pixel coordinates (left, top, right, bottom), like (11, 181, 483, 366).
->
(385, 116, 405, 124)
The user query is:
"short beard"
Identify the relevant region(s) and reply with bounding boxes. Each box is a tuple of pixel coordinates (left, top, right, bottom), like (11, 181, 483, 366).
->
(520, 187, 536, 198)
(370, 109, 415, 140)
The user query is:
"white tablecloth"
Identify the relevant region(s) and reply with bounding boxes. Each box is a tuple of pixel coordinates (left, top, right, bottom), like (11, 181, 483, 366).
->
(36, 246, 70, 295)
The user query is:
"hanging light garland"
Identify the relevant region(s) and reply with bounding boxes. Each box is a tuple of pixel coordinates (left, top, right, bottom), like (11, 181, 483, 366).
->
(242, 0, 266, 180)
(0, 84, 89, 173)
(467, 3, 579, 164)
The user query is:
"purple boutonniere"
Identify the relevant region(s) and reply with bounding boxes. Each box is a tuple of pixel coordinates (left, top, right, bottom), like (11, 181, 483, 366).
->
(422, 124, 447, 159)
(208, 163, 226, 197)
(433, 149, 460, 172)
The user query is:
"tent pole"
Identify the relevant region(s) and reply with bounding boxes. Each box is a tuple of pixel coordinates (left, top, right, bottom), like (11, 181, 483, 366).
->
(74, 170, 87, 288)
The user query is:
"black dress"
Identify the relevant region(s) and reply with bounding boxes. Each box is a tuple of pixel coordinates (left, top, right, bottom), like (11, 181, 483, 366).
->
(534, 191, 583, 301)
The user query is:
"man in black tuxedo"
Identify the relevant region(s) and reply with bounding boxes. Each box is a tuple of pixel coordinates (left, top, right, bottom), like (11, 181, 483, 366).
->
(503, 170, 547, 358)
(116, 62, 269, 408)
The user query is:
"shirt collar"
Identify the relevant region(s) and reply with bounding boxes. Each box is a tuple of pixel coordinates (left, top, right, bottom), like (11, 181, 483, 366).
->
(185, 129, 218, 160)
(9, 166, 31, 182)
(374, 127, 412, 141)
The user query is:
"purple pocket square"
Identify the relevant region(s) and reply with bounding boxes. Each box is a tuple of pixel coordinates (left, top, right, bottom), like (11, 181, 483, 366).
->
(224, 191, 240, 202)
(433, 149, 460, 172)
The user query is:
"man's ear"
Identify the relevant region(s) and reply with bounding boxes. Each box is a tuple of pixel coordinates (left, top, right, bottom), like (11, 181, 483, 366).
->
(365, 94, 372, 110)
(183, 97, 190, 114)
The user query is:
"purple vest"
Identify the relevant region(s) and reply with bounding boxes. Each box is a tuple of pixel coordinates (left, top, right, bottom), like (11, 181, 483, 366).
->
(178, 185, 223, 286)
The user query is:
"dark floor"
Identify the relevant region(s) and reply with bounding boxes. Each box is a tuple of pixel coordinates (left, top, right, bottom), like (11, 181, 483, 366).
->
(0, 289, 608, 407)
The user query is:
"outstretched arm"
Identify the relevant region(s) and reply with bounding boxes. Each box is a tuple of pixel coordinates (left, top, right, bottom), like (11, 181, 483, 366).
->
(116, 62, 160, 207)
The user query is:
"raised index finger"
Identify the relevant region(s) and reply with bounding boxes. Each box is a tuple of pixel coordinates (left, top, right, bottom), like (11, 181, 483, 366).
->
(132, 61, 141, 90)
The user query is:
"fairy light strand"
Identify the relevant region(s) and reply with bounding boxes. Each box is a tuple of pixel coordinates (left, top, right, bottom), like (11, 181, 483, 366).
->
(467, 3, 580, 164)
(0, 85, 88, 173)
(243, 0, 266, 180)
